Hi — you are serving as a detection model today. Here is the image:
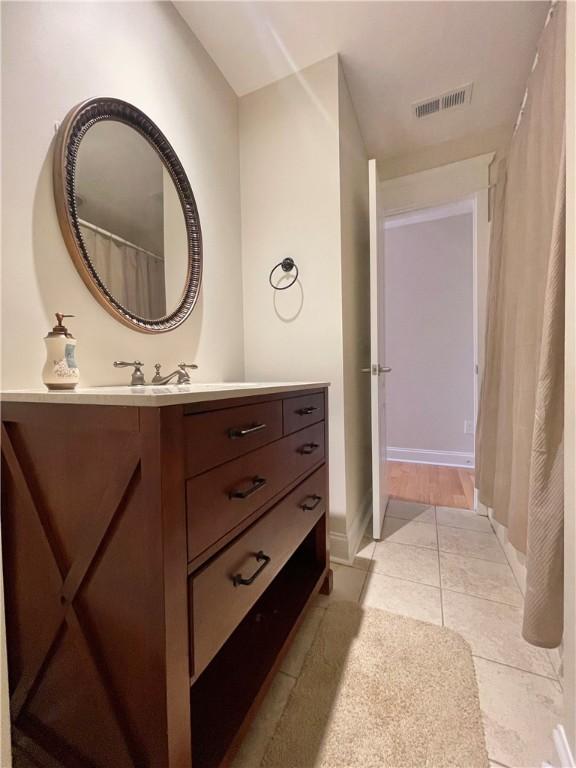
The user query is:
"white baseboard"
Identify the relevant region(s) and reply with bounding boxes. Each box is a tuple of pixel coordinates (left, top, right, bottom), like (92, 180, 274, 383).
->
(348, 490, 372, 558)
(488, 508, 527, 594)
(328, 530, 351, 562)
(476, 500, 489, 518)
(329, 490, 372, 565)
(485, 504, 564, 682)
(548, 725, 576, 768)
(549, 645, 563, 679)
(387, 446, 474, 468)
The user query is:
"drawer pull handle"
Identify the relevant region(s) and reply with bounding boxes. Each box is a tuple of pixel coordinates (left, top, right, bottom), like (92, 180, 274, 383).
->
(228, 423, 267, 439)
(229, 476, 267, 500)
(296, 406, 318, 416)
(301, 494, 322, 511)
(298, 442, 320, 455)
(233, 551, 271, 587)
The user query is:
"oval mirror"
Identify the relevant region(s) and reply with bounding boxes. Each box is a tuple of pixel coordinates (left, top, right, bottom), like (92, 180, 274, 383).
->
(53, 98, 202, 333)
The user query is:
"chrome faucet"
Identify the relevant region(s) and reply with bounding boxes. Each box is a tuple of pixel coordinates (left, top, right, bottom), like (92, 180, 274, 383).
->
(113, 360, 146, 386)
(151, 362, 198, 385)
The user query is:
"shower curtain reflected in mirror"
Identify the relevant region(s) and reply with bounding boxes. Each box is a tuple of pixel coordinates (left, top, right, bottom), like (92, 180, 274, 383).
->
(80, 222, 166, 320)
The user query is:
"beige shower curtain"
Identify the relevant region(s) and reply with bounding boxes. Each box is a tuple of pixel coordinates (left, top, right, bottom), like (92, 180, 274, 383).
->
(476, 1, 566, 648)
(80, 224, 166, 319)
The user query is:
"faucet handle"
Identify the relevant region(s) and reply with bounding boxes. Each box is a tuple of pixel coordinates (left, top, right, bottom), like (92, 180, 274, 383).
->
(176, 362, 198, 385)
(113, 360, 145, 386)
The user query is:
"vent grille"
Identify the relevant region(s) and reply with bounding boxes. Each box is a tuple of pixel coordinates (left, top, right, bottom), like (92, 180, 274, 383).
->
(413, 83, 473, 119)
(415, 99, 440, 119)
(442, 89, 467, 109)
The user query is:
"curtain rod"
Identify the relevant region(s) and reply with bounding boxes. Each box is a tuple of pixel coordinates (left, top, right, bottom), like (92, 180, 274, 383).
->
(513, 0, 557, 135)
(78, 218, 164, 262)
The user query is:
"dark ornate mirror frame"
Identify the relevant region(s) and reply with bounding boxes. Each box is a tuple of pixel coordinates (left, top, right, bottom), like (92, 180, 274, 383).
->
(53, 97, 202, 333)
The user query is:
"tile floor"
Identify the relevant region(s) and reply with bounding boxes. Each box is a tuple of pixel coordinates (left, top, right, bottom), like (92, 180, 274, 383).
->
(233, 499, 563, 768)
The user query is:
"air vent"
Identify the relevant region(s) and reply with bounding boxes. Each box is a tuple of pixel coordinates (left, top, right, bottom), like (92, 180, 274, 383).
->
(413, 83, 473, 119)
(415, 98, 440, 119)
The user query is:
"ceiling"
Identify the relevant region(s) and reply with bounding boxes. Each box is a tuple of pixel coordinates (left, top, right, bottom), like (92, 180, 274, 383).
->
(175, 1, 549, 162)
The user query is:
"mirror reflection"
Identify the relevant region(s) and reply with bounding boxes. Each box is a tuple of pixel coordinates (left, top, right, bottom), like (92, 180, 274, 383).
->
(75, 120, 188, 320)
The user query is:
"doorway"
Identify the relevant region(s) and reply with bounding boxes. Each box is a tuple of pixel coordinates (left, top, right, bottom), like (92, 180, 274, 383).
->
(384, 200, 476, 509)
(367, 153, 493, 525)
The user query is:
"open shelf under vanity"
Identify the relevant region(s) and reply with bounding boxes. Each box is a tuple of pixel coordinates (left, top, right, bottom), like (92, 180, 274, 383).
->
(191, 530, 325, 768)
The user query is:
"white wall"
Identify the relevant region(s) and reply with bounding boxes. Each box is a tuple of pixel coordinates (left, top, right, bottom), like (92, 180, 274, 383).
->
(338, 66, 372, 552)
(1, 1, 244, 389)
(240, 55, 370, 559)
(240, 55, 345, 531)
(380, 155, 493, 418)
(379, 124, 510, 181)
(384, 212, 475, 466)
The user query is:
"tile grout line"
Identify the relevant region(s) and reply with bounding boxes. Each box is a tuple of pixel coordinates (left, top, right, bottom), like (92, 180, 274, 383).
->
(346, 518, 520, 606)
(355, 566, 441, 592)
(438, 548, 516, 571)
(434, 506, 446, 626)
(381, 511, 511, 563)
(437, 547, 509, 566)
(382, 540, 439, 552)
(388, 512, 492, 535)
(485, 513, 527, 597)
(436, 521, 493, 533)
(339, 553, 520, 599)
(488, 758, 512, 768)
(368, 565, 439, 589)
(472, 652, 562, 684)
(373, 539, 437, 554)
(353, 565, 526, 608)
(356, 563, 371, 604)
(441, 586, 524, 609)
(346, 539, 509, 566)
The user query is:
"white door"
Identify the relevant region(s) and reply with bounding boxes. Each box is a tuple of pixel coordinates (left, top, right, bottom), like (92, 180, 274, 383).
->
(368, 159, 390, 539)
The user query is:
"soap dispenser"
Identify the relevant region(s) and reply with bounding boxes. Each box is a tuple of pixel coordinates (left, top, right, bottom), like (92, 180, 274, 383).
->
(42, 313, 80, 390)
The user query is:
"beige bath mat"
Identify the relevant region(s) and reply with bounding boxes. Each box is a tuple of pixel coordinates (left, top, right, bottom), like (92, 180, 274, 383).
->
(261, 601, 488, 768)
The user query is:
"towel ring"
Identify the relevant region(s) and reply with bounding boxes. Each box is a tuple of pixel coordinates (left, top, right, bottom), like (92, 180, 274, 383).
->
(269, 257, 298, 290)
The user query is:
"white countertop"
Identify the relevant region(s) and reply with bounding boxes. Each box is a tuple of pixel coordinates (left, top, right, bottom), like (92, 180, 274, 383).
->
(0, 381, 329, 407)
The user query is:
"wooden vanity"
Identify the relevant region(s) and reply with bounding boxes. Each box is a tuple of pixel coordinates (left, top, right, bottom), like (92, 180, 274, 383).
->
(1, 383, 331, 768)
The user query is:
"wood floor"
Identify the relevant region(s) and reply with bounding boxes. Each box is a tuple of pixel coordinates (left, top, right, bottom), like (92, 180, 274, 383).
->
(387, 461, 475, 509)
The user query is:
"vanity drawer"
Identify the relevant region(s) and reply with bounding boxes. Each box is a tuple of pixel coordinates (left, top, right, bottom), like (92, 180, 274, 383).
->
(186, 421, 325, 561)
(184, 400, 283, 477)
(190, 466, 326, 678)
(283, 392, 325, 435)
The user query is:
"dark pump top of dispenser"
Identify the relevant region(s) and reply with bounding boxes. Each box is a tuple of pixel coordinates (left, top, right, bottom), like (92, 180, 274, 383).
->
(46, 313, 75, 339)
